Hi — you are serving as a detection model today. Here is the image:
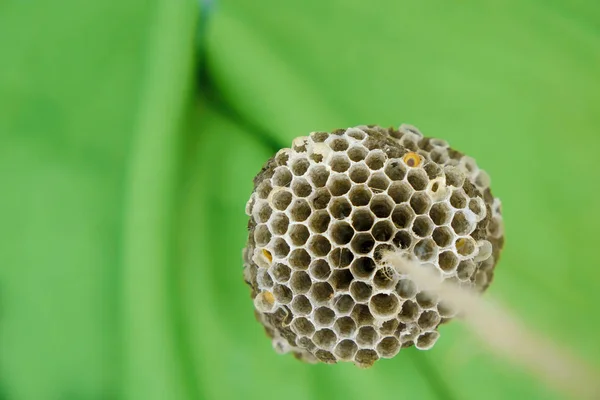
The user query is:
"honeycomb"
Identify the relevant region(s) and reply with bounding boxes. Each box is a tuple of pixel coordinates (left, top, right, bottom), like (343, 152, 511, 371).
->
(243, 124, 504, 367)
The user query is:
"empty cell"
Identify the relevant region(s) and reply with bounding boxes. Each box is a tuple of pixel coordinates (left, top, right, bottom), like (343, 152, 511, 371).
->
(329, 137, 349, 151)
(429, 202, 452, 225)
(396, 279, 417, 299)
(315, 350, 337, 363)
(410, 192, 432, 215)
(330, 221, 355, 245)
(455, 237, 476, 257)
(369, 195, 394, 218)
(351, 304, 375, 326)
(380, 319, 400, 336)
(432, 226, 454, 247)
(311, 188, 331, 210)
(289, 248, 311, 269)
(311, 282, 334, 303)
(330, 154, 351, 173)
(309, 210, 331, 233)
(384, 160, 407, 181)
(351, 209, 375, 231)
(369, 293, 400, 317)
(309, 259, 331, 280)
(272, 237, 290, 257)
(346, 129, 366, 140)
(357, 326, 378, 347)
(290, 271, 312, 294)
(293, 137, 308, 152)
(330, 269, 354, 291)
(407, 169, 429, 190)
(272, 167, 293, 187)
(423, 162, 443, 179)
(292, 317, 315, 336)
(351, 233, 375, 254)
(291, 158, 310, 176)
(349, 164, 370, 183)
(365, 150, 386, 170)
(413, 239, 437, 262)
(292, 178, 313, 197)
(444, 166, 465, 187)
(334, 340, 358, 360)
(327, 174, 352, 196)
(329, 247, 354, 268)
(347, 146, 368, 162)
(314, 307, 336, 326)
(334, 316, 357, 337)
(412, 216, 434, 237)
(438, 251, 459, 272)
(399, 300, 419, 322)
(469, 197, 486, 220)
(354, 349, 379, 367)
(333, 294, 355, 314)
(349, 185, 372, 206)
(253, 224, 272, 246)
(431, 148, 449, 164)
(392, 230, 412, 250)
(272, 263, 291, 282)
(311, 131, 329, 143)
(256, 180, 273, 199)
(451, 211, 474, 235)
(388, 181, 413, 204)
(257, 269, 274, 288)
(273, 284, 293, 304)
(291, 295, 312, 316)
(313, 329, 338, 350)
(290, 199, 312, 222)
(289, 224, 310, 246)
(272, 189, 293, 211)
(418, 310, 441, 330)
(255, 202, 273, 223)
(296, 336, 316, 351)
(308, 235, 332, 257)
(457, 260, 476, 281)
(368, 172, 390, 191)
(350, 281, 372, 302)
(329, 197, 352, 219)
(309, 165, 330, 188)
(351, 257, 376, 279)
(416, 291, 438, 309)
(377, 337, 401, 358)
(392, 204, 415, 229)
(270, 213, 289, 235)
(373, 269, 395, 290)
(450, 190, 467, 209)
(475, 170, 491, 188)
(415, 331, 440, 350)
(274, 149, 290, 166)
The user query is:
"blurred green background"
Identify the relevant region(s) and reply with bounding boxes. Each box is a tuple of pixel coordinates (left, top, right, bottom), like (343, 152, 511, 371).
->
(1, 0, 599, 399)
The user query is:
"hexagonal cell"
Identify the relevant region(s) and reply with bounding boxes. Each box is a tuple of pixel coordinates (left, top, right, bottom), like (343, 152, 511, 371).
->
(272, 237, 291, 258)
(330, 269, 354, 291)
(455, 237, 476, 257)
(351, 304, 375, 326)
(392, 204, 415, 229)
(413, 239, 437, 262)
(356, 326, 378, 347)
(348, 164, 370, 184)
(437, 301, 457, 318)
(350, 257, 376, 280)
(291, 295, 312, 316)
(396, 279, 417, 299)
(333, 294, 355, 315)
(384, 160, 407, 181)
(349, 185, 372, 206)
(415, 331, 440, 350)
(273, 284, 293, 304)
(314, 307, 336, 327)
(334, 316, 357, 338)
(369, 293, 400, 317)
(399, 300, 419, 323)
(329, 247, 354, 268)
(309, 259, 331, 280)
(429, 203, 452, 225)
(289, 248, 311, 270)
(354, 349, 379, 367)
(290, 199, 312, 222)
(308, 235, 332, 257)
(311, 282, 334, 303)
(313, 328, 338, 350)
(431, 148, 449, 164)
(329, 222, 354, 246)
(330, 154, 351, 173)
(256, 180, 273, 199)
(329, 197, 352, 219)
(410, 192, 432, 215)
(457, 260, 476, 281)
(293, 137, 308, 152)
(350, 281, 372, 302)
(327, 174, 352, 196)
(271, 190, 293, 211)
(347, 146, 368, 162)
(407, 169, 429, 191)
(270, 212, 289, 235)
(351, 209, 375, 231)
(292, 178, 313, 198)
(291, 158, 310, 176)
(380, 319, 400, 336)
(257, 268, 274, 288)
(308, 210, 331, 234)
(418, 310, 441, 330)
(288, 224, 309, 246)
(412, 215, 434, 238)
(388, 181, 413, 204)
(373, 269, 395, 290)
(373, 243, 395, 264)
(444, 166, 466, 187)
(365, 150, 386, 170)
(432, 226, 454, 247)
(311, 188, 331, 210)
(310, 131, 329, 144)
(296, 336, 316, 352)
(309, 165, 330, 188)
(254, 291, 276, 313)
(272, 167, 293, 187)
(369, 195, 394, 218)
(274, 149, 290, 166)
(370, 221, 394, 244)
(423, 161, 443, 179)
(475, 170, 491, 188)
(392, 230, 412, 250)
(451, 211, 474, 235)
(292, 316, 315, 336)
(377, 336, 401, 358)
(438, 251, 459, 272)
(351, 233, 375, 254)
(469, 197, 486, 220)
(346, 128, 366, 141)
(329, 137, 349, 152)
(368, 172, 390, 192)
(290, 270, 312, 294)
(254, 202, 273, 223)
(416, 291, 438, 309)
(253, 224, 271, 247)
(334, 339, 358, 360)
(272, 263, 291, 283)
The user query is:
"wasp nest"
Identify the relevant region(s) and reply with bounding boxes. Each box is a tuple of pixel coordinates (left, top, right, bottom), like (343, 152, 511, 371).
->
(243, 125, 504, 367)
